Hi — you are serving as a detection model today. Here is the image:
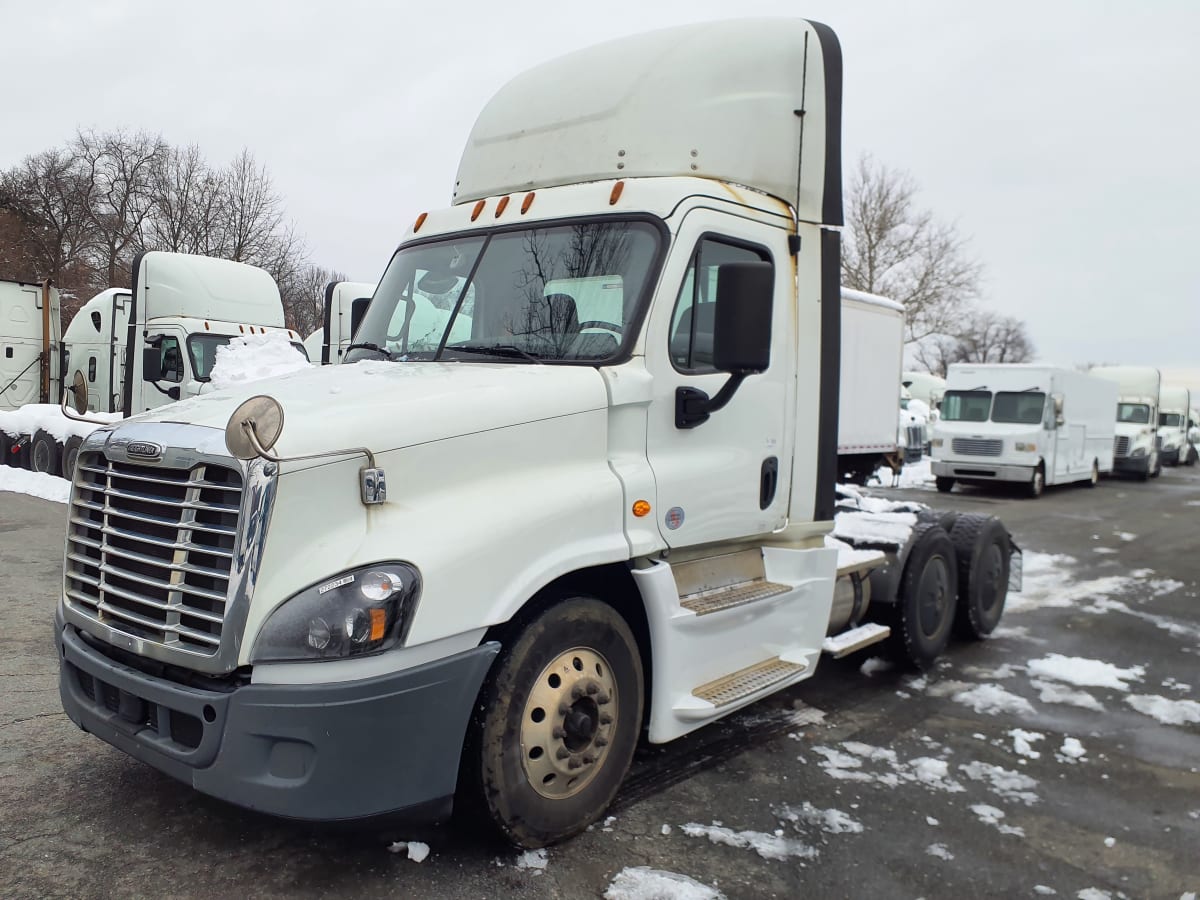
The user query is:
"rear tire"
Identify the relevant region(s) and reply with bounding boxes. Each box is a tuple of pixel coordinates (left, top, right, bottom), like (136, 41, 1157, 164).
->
(0, 431, 14, 467)
(1027, 465, 1045, 498)
(61, 435, 84, 481)
(949, 515, 1011, 640)
(935, 476, 955, 494)
(31, 430, 62, 476)
(466, 597, 643, 848)
(1087, 459, 1099, 487)
(889, 523, 958, 669)
(1150, 450, 1162, 478)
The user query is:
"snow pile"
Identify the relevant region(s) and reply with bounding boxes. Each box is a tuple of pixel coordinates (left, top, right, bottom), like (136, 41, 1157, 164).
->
(926, 843, 954, 860)
(836, 483, 925, 514)
(811, 743, 965, 793)
(959, 761, 1040, 805)
(604, 868, 725, 900)
(833, 511, 917, 548)
(679, 823, 817, 861)
(1057, 738, 1087, 762)
(871, 456, 937, 489)
(1008, 729, 1045, 759)
(952, 683, 1036, 717)
(1030, 679, 1105, 711)
(1026, 654, 1144, 691)
(386, 841, 429, 862)
(970, 804, 1025, 837)
(209, 332, 311, 390)
(1124, 694, 1200, 725)
(514, 848, 549, 873)
(0, 403, 119, 442)
(0, 467, 72, 503)
(775, 802, 864, 835)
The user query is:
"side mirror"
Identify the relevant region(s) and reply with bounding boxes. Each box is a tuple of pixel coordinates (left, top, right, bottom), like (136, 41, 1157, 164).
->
(1053, 395, 1064, 428)
(142, 346, 162, 382)
(712, 262, 773, 374)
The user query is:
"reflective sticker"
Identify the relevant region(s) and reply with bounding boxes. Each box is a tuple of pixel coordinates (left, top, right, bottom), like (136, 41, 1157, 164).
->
(665, 507, 685, 530)
(318, 574, 355, 595)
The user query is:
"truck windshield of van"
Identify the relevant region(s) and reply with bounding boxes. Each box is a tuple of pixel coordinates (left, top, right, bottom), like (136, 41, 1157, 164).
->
(1117, 403, 1150, 424)
(1159, 412, 1181, 427)
(188, 334, 309, 381)
(348, 220, 662, 364)
(940, 390, 991, 422)
(991, 391, 1046, 424)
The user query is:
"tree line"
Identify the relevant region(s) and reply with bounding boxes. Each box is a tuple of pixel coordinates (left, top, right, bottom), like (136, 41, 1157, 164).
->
(841, 155, 1034, 377)
(0, 129, 341, 335)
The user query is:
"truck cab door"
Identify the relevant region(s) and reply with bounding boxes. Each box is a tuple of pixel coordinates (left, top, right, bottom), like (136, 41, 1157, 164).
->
(135, 327, 186, 412)
(643, 213, 795, 547)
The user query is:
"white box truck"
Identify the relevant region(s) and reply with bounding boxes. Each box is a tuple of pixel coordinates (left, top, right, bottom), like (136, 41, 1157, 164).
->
(930, 363, 1117, 497)
(837, 287, 907, 483)
(54, 19, 1019, 848)
(1088, 365, 1162, 480)
(1157, 385, 1191, 467)
(302, 281, 377, 365)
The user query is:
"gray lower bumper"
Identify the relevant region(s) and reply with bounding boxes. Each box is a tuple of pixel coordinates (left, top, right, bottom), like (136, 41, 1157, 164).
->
(1113, 455, 1150, 475)
(57, 623, 499, 823)
(1160, 448, 1180, 466)
(931, 459, 1034, 482)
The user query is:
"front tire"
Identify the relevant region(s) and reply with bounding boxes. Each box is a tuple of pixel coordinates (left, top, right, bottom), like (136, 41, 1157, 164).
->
(1027, 465, 1045, 498)
(1087, 459, 1099, 487)
(1150, 450, 1162, 478)
(890, 523, 958, 669)
(468, 597, 643, 848)
(935, 476, 955, 494)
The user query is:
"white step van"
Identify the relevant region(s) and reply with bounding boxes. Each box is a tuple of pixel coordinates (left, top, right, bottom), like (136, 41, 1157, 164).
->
(931, 363, 1117, 497)
(1088, 365, 1162, 480)
(54, 19, 1019, 848)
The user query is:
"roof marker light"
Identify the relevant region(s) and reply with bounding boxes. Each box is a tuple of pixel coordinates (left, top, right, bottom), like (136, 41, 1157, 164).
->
(521, 192, 535, 214)
(471, 200, 486, 221)
(495, 196, 510, 217)
(609, 181, 625, 205)
(414, 212, 428, 233)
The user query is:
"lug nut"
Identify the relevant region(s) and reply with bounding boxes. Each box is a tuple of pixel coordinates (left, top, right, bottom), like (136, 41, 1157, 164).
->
(596, 693, 611, 705)
(568, 757, 583, 770)
(558, 703, 571, 715)
(556, 747, 570, 760)
(585, 683, 599, 695)
(552, 726, 566, 739)
(595, 736, 609, 747)
(582, 753, 595, 764)
(571, 685, 584, 700)
(599, 713, 613, 725)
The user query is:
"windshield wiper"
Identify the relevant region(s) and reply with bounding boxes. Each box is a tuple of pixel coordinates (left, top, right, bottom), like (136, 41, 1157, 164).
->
(344, 342, 391, 358)
(445, 344, 542, 363)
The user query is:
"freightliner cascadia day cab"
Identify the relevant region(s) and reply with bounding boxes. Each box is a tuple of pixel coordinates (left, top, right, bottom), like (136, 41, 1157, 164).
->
(902, 370, 946, 412)
(302, 281, 377, 365)
(1088, 365, 1162, 480)
(930, 364, 1117, 497)
(0, 278, 61, 413)
(1, 253, 302, 478)
(837, 287, 907, 484)
(55, 19, 1019, 847)
(1156, 385, 1192, 467)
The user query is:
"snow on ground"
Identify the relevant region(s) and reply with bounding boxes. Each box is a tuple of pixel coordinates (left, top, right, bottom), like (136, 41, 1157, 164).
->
(1114, 532, 1137, 542)
(0, 403, 119, 443)
(514, 848, 549, 873)
(1008, 729, 1045, 759)
(774, 802, 864, 835)
(959, 761, 1040, 805)
(926, 843, 954, 860)
(1026, 654, 1144, 691)
(679, 823, 817, 862)
(970, 804, 1025, 837)
(811, 743, 965, 793)
(1123, 694, 1200, 725)
(0, 467, 71, 503)
(870, 457, 936, 490)
(952, 683, 1036, 717)
(209, 332, 312, 390)
(604, 867, 725, 900)
(1031, 679, 1105, 712)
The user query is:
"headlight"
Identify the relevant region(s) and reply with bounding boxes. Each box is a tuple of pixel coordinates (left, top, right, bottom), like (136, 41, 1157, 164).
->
(251, 563, 421, 663)
(1131, 446, 1147, 458)
(931, 438, 943, 448)
(1014, 442, 1037, 452)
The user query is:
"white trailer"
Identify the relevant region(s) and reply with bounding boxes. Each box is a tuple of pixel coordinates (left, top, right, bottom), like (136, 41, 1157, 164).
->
(54, 18, 1020, 848)
(1088, 365, 1162, 480)
(304, 281, 377, 365)
(837, 287, 905, 483)
(1157, 385, 1191, 466)
(931, 364, 1117, 497)
(0, 279, 61, 413)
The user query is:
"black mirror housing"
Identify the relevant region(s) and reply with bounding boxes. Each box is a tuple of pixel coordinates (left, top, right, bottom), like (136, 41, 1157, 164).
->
(713, 261, 773, 374)
(142, 346, 163, 382)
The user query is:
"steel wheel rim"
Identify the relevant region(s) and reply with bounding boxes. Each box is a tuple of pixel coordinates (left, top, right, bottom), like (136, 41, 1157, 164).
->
(521, 646, 618, 800)
(1033, 471, 1043, 494)
(33, 442, 50, 472)
(979, 544, 1004, 614)
(918, 556, 951, 636)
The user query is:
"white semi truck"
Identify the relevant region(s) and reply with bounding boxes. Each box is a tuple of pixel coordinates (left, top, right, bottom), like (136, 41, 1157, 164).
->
(55, 19, 1020, 848)
(0, 253, 301, 476)
(0, 279, 62, 413)
(902, 370, 946, 411)
(930, 364, 1117, 497)
(1157, 385, 1192, 467)
(837, 287, 908, 483)
(302, 281, 377, 365)
(1089, 365, 1162, 480)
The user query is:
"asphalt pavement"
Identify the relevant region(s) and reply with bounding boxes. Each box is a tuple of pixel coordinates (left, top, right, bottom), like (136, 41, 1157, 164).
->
(1, 466, 1198, 899)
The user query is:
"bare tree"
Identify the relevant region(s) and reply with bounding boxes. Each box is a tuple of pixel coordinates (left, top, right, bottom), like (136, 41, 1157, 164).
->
(841, 155, 983, 346)
(221, 149, 286, 264)
(278, 264, 347, 337)
(914, 309, 1035, 377)
(144, 143, 225, 256)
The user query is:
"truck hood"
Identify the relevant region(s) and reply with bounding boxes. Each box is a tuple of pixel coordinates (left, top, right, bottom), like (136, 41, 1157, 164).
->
(130, 361, 610, 457)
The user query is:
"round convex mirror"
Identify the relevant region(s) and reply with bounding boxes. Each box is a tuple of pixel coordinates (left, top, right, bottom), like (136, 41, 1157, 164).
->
(225, 395, 285, 460)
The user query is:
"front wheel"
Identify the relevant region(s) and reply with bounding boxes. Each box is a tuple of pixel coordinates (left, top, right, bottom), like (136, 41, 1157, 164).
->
(1087, 459, 1099, 487)
(467, 597, 644, 848)
(1150, 451, 1162, 478)
(935, 476, 955, 494)
(1027, 465, 1045, 498)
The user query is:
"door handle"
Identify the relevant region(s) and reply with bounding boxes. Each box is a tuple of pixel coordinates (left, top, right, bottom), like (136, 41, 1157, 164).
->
(760, 456, 779, 509)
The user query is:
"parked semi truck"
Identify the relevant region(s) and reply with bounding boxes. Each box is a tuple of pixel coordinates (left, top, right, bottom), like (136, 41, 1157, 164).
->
(55, 19, 1020, 848)
(902, 370, 946, 412)
(837, 287, 908, 483)
(0, 279, 61, 413)
(1157, 385, 1192, 466)
(930, 364, 1117, 497)
(302, 281, 377, 365)
(1089, 365, 1162, 480)
(0, 253, 301, 476)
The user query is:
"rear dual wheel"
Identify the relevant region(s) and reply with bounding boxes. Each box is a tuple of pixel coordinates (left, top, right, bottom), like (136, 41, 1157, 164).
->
(949, 514, 1011, 640)
(890, 523, 959, 670)
(30, 429, 62, 477)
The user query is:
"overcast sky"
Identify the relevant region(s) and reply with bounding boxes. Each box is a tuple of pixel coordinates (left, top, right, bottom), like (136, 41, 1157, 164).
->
(4, 0, 1198, 388)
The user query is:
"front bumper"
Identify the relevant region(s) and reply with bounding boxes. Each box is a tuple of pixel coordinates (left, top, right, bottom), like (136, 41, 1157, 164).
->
(1113, 455, 1151, 475)
(931, 459, 1035, 483)
(57, 622, 499, 823)
(1160, 447, 1180, 466)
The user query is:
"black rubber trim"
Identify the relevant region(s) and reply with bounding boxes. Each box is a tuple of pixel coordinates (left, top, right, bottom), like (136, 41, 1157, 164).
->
(814, 228, 840, 521)
(121, 251, 148, 416)
(809, 20, 844, 227)
(321, 281, 337, 366)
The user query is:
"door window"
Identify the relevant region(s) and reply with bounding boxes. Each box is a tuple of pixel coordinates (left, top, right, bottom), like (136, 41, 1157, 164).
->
(159, 336, 185, 383)
(669, 238, 772, 374)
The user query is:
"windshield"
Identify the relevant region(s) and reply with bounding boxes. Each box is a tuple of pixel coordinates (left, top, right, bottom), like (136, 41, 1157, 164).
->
(1117, 403, 1150, 424)
(348, 220, 662, 364)
(1160, 412, 1181, 427)
(991, 391, 1046, 425)
(188, 334, 308, 381)
(940, 390, 992, 422)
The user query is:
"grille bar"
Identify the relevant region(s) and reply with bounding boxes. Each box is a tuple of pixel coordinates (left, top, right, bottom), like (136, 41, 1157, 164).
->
(951, 437, 1003, 457)
(66, 451, 243, 657)
(1114, 435, 1130, 458)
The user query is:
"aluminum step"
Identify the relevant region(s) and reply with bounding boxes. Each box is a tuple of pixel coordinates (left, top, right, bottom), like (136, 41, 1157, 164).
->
(680, 579, 791, 616)
(690, 656, 807, 708)
(822, 622, 891, 658)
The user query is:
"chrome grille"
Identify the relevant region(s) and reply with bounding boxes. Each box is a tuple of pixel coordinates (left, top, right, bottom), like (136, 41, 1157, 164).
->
(1114, 435, 1130, 458)
(951, 438, 1003, 457)
(65, 451, 243, 655)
